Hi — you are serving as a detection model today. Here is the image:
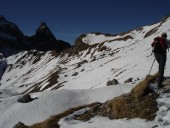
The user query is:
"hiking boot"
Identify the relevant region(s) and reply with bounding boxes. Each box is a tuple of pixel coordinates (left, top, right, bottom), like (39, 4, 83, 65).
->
(158, 84, 165, 88)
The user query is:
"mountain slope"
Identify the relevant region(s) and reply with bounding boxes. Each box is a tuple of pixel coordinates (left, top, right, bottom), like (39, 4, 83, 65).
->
(1, 16, 170, 128)
(1, 17, 170, 95)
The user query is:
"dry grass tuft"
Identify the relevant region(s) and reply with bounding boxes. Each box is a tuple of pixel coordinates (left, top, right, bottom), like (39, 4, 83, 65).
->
(131, 73, 158, 100)
(106, 73, 159, 120)
(28, 102, 100, 128)
(107, 92, 158, 120)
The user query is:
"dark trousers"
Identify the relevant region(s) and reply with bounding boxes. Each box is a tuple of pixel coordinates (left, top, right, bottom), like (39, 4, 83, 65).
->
(154, 53, 167, 86)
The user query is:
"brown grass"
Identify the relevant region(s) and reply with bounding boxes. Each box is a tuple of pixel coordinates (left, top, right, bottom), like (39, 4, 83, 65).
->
(131, 72, 159, 99)
(42, 70, 60, 91)
(27, 102, 100, 128)
(108, 35, 133, 43)
(107, 93, 158, 120)
(106, 73, 159, 120)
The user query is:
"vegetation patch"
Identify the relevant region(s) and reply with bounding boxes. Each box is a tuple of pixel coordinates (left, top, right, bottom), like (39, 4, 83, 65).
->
(90, 32, 118, 37)
(27, 84, 42, 94)
(23, 102, 100, 128)
(144, 27, 159, 38)
(42, 70, 60, 91)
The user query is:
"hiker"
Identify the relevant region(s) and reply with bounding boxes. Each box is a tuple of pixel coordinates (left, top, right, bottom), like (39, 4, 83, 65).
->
(151, 32, 169, 88)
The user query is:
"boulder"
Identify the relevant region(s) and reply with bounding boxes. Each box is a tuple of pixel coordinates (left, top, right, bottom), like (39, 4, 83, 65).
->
(107, 79, 119, 86)
(18, 94, 33, 103)
(13, 122, 27, 128)
(72, 72, 78, 76)
(124, 77, 133, 83)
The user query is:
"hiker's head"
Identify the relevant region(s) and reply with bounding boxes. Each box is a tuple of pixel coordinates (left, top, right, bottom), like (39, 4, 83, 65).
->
(161, 32, 167, 39)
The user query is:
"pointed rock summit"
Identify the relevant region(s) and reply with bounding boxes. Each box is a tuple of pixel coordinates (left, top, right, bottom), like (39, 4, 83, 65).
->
(36, 22, 56, 42)
(39, 22, 47, 28)
(29, 21, 71, 51)
(37, 22, 48, 32)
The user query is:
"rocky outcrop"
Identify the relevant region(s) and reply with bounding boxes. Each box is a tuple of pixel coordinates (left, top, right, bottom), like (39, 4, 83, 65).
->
(29, 22, 71, 52)
(0, 15, 28, 57)
(66, 34, 89, 55)
(124, 77, 133, 83)
(0, 53, 7, 81)
(0, 16, 71, 57)
(67, 33, 106, 56)
(18, 94, 35, 103)
(36, 22, 56, 42)
(0, 16, 25, 39)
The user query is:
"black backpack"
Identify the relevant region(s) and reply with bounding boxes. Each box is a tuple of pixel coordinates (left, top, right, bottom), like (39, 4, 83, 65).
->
(152, 37, 167, 53)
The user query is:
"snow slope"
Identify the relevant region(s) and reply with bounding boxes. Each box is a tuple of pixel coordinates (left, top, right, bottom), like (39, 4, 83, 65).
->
(0, 85, 134, 128)
(1, 17, 170, 94)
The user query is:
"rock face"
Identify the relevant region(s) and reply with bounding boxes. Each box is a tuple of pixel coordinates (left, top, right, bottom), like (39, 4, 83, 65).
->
(0, 16, 25, 39)
(67, 34, 89, 55)
(29, 22, 71, 52)
(0, 54, 7, 81)
(0, 15, 28, 57)
(0, 16, 71, 57)
(36, 22, 56, 42)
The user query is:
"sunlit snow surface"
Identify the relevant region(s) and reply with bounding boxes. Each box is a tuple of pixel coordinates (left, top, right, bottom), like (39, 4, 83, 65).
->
(0, 85, 134, 128)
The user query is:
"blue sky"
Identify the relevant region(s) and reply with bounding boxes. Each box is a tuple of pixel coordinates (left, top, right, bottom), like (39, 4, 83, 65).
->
(1, 0, 170, 44)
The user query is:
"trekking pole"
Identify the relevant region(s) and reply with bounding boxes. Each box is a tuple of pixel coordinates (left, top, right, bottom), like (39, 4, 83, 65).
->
(148, 58, 155, 76)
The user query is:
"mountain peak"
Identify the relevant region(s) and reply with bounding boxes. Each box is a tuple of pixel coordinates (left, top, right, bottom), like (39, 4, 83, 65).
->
(39, 21, 48, 29)
(0, 15, 7, 21)
(40, 21, 47, 26)
(37, 21, 51, 32)
(36, 21, 56, 41)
